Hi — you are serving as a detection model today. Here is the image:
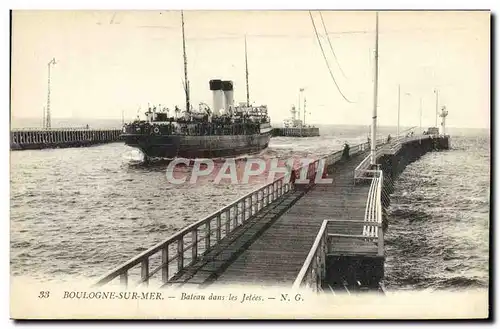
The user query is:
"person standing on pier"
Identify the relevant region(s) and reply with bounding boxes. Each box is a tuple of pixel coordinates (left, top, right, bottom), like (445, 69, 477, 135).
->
(286, 162, 297, 185)
(342, 142, 350, 160)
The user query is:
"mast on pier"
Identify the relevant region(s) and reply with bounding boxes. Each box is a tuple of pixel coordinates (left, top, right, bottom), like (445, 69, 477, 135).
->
(298, 88, 304, 126)
(303, 97, 307, 125)
(46, 57, 56, 129)
(370, 12, 379, 166)
(245, 35, 250, 107)
(181, 11, 190, 112)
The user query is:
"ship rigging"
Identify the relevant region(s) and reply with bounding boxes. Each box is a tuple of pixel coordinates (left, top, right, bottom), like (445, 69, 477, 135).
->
(121, 11, 272, 161)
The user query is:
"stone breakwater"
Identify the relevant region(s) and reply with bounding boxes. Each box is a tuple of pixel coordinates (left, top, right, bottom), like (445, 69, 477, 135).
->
(10, 128, 122, 150)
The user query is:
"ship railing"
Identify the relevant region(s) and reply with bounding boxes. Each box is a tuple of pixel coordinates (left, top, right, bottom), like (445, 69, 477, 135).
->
(293, 172, 384, 292)
(94, 175, 295, 288)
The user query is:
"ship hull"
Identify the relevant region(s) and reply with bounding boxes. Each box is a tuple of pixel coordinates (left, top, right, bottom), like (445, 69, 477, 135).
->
(123, 133, 271, 159)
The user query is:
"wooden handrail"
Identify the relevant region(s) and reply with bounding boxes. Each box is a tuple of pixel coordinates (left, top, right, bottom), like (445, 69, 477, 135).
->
(362, 176, 378, 236)
(294, 136, 448, 290)
(95, 174, 290, 286)
(95, 139, 375, 287)
(323, 219, 381, 226)
(354, 135, 433, 181)
(293, 168, 384, 291)
(292, 220, 328, 290)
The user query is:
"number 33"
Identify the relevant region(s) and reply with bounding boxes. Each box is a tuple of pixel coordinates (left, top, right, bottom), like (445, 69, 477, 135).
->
(38, 291, 50, 298)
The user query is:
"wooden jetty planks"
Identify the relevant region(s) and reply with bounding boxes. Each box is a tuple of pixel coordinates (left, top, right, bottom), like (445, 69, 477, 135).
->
(163, 189, 308, 287)
(210, 151, 374, 286)
(164, 149, 377, 287)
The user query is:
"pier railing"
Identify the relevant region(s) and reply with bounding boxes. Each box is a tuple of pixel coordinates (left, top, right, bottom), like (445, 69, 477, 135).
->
(353, 139, 391, 183)
(292, 220, 328, 292)
(386, 135, 432, 155)
(94, 149, 341, 287)
(293, 170, 384, 291)
(94, 175, 295, 287)
(354, 135, 432, 182)
(362, 170, 383, 243)
(94, 138, 379, 287)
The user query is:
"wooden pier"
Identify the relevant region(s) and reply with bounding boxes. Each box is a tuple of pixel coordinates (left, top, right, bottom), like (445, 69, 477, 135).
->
(95, 134, 450, 293)
(10, 128, 122, 151)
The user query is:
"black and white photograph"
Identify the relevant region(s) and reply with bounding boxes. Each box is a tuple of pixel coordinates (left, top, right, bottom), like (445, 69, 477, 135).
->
(8, 8, 490, 319)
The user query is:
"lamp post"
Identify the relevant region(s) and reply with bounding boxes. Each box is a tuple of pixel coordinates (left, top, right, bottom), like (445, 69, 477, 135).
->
(397, 84, 411, 137)
(298, 88, 305, 122)
(370, 11, 379, 166)
(397, 85, 412, 138)
(46, 57, 57, 129)
(297, 91, 301, 123)
(303, 96, 307, 125)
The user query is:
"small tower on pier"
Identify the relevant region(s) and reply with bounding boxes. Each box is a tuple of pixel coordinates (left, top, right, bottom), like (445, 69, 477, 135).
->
(439, 106, 449, 136)
(290, 105, 297, 120)
(46, 57, 57, 129)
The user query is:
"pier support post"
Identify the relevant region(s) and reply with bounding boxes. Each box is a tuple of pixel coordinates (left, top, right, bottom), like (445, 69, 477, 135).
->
(162, 247, 169, 283)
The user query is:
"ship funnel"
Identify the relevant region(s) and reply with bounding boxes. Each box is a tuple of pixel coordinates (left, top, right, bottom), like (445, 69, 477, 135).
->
(222, 80, 234, 112)
(209, 79, 224, 115)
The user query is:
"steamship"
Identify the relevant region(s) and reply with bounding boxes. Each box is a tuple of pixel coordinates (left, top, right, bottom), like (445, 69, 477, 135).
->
(278, 102, 320, 137)
(121, 12, 272, 161)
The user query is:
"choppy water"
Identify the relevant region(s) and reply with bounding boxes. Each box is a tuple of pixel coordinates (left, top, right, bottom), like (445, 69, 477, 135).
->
(10, 125, 490, 290)
(384, 134, 490, 290)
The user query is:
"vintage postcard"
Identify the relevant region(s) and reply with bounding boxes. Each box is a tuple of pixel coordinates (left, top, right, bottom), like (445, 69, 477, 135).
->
(9, 9, 490, 320)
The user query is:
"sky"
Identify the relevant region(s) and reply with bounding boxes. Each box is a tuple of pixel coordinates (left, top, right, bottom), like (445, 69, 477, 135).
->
(10, 10, 490, 129)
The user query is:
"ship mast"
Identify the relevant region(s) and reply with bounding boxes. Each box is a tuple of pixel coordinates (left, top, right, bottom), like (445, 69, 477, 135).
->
(181, 11, 190, 112)
(245, 35, 250, 106)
